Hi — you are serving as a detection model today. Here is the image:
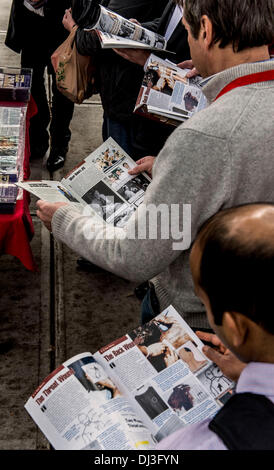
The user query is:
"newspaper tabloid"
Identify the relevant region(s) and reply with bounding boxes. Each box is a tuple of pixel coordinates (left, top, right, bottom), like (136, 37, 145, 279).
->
(17, 137, 151, 228)
(25, 306, 234, 450)
(85, 6, 168, 51)
(135, 54, 208, 126)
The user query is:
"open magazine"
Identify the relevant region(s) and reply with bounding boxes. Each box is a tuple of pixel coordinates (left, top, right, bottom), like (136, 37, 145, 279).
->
(25, 305, 234, 450)
(17, 138, 151, 228)
(135, 54, 208, 126)
(84, 5, 169, 52)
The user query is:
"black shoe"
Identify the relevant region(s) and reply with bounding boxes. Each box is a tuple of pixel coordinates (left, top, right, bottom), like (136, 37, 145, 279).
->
(46, 147, 68, 172)
(76, 257, 106, 273)
(134, 281, 150, 301)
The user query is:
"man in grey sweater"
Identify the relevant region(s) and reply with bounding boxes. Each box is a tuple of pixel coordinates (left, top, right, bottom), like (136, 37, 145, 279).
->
(37, 0, 274, 329)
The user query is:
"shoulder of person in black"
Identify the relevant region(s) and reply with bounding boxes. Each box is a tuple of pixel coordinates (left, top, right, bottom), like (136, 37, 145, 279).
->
(5, 0, 73, 55)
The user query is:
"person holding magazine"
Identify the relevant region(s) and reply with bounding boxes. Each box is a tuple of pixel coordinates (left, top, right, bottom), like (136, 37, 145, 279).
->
(36, 0, 274, 333)
(61, 0, 191, 276)
(64, 0, 190, 159)
(26, 203, 274, 450)
(157, 203, 274, 449)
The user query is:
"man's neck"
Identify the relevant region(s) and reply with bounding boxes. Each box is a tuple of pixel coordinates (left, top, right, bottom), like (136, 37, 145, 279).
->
(206, 45, 270, 77)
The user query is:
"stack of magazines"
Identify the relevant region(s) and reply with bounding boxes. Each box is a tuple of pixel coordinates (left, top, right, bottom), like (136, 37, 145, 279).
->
(0, 67, 31, 213)
(0, 67, 32, 102)
(0, 106, 27, 213)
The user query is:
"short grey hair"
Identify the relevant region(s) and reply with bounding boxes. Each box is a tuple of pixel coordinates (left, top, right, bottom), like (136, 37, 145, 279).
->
(183, 0, 274, 52)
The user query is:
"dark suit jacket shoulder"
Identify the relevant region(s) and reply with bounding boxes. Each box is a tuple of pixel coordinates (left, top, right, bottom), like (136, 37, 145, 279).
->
(143, 1, 190, 63)
(5, 0, 71, 54)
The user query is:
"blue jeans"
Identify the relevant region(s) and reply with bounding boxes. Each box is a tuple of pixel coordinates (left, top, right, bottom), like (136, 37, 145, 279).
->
(141, 287, 160, 325)
(102, 115, 134, 158)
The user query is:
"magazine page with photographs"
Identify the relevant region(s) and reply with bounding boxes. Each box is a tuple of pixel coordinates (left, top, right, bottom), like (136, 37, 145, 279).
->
(84, 137, 151, 227)
(135, 54, 208, 125)
(17, 180, 83, 204)
(61, 157, 129, 225)
(94, 306, 234, 443)
(17, 138, 151, 228)
(85, 5, 167, 51)
(25, 352, 156, 450)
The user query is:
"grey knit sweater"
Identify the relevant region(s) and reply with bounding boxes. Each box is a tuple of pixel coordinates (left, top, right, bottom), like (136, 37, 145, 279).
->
(52, 59, 274, 328)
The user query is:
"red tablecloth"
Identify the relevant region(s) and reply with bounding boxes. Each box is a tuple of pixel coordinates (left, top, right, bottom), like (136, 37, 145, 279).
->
(0, 97, 38, 271)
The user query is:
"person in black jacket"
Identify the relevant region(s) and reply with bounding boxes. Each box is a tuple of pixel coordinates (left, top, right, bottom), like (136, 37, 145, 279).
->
(65, 0, 189, 274)
(112, 0, 191, 158)
(5, 0, 75, 171)
(65, 0, 190, 160)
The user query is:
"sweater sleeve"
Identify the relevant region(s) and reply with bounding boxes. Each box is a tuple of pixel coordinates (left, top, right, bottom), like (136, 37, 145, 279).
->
(52, 126, 231, 283)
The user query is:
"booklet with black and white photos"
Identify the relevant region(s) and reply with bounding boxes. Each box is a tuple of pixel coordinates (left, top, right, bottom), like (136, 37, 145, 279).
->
(17, 137, 151, 228)
(84, 5, 169, 51)
(135, 54, 208, 126)
(25, 305, 234, 450)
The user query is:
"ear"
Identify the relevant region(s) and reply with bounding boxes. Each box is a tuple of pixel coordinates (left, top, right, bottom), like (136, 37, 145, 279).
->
(199, 15, 213, 49)
(222, 311, 249, 348)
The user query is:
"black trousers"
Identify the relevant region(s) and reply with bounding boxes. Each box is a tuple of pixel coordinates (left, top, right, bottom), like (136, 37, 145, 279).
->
(21, 53, 74, 157)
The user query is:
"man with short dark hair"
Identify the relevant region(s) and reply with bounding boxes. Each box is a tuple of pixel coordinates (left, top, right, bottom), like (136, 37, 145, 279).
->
(37, 0, 274, 331)
(157, 203, 274, 449)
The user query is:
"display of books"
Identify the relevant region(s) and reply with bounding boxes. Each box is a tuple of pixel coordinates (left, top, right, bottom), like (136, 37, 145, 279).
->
(84, 6, 170, 52)
(0, 183, 18, 213)
(0, 105, 27, 213)
(135, 54, 208, 126)
(17, 137, 151, 227)
(25, 305, 234, 450)
(0, 67, 32, 102)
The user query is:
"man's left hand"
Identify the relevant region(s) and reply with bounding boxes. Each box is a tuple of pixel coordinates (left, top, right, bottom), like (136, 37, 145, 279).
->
(36, 200, 68, 232)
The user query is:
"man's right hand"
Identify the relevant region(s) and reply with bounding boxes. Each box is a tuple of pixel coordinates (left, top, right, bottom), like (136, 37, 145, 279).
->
(196, 331, 247, 382)
(128, 156, 155, 177)
(63, 8, 77, 32)
(177, 59, 199, 79)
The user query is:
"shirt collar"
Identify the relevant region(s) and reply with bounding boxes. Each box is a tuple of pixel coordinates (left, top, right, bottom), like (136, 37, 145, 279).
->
(201, 59, 274, 102)
(236, 362, 274, 398)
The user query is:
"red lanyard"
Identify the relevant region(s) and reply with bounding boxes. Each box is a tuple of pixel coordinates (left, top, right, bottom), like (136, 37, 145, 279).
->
(215, 69, 274, 101)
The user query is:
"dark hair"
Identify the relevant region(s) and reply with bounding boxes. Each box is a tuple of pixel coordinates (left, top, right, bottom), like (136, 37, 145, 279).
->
(183, 0, 274, 52)
(196, 203, 274, 334)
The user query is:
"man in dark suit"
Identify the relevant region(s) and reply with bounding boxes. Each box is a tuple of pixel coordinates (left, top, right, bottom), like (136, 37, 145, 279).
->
(5, 0, 75, 172)
(112, 0, 191, 158)
(64, 0, 189, 159)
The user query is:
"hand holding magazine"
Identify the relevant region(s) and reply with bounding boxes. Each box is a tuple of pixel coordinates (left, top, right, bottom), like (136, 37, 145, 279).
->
(25, 306, 234, 450)
(135, 54, 208, 126)
(17, 138, 151, 228)
(84, 5, 169, 52)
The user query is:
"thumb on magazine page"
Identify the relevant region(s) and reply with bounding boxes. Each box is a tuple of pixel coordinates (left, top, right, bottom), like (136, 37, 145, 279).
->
(177, 59, 200, 78)
(128, 156, 155, 177)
